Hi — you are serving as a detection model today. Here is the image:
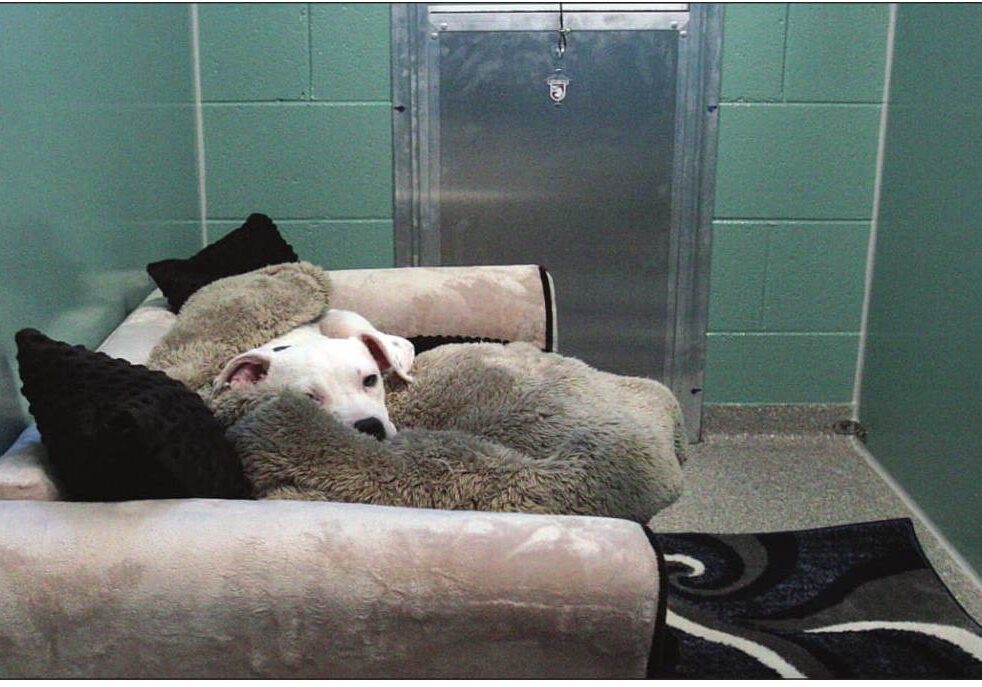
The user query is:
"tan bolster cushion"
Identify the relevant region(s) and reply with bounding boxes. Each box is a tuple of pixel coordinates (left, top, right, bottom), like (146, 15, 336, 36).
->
(329, 264, 558, 352)
(0, 499, 659, 678)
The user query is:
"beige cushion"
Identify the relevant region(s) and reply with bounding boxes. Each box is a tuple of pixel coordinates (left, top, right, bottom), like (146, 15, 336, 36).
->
(0, 427, 57, 501)
(0, 498, 660, 677)
(330, 265, 557, 351)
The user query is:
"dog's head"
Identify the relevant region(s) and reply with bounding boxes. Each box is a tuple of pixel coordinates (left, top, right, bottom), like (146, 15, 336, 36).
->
(213, 330, 411, 440)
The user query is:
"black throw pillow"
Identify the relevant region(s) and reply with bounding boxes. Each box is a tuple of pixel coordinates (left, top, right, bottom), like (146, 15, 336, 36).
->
(15, 329, 252, 501)
(147, 213, 299, 312)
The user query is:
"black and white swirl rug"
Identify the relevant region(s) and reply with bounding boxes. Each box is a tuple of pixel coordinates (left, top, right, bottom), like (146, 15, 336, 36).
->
(650, 519, 982, 678)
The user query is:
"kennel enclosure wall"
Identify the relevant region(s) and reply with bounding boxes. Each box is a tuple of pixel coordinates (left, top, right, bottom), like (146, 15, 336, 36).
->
(391, 4, 721, 440)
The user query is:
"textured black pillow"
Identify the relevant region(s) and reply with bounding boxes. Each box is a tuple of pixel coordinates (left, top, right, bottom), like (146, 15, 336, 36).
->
(147, 213, 299, 312)
(15, 329, 252, 501)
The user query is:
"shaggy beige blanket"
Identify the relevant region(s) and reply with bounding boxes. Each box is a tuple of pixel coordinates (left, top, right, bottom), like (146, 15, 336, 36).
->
(147, 263, 686, 522)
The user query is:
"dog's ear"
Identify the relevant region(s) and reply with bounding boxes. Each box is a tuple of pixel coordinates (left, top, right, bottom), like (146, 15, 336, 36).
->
(214, 350, 272, 388)
(358, 332, 415, 383)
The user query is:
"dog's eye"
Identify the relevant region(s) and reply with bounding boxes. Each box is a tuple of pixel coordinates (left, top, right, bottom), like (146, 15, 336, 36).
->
(306, 391, 323, 404)
(363, 374, 379, 388)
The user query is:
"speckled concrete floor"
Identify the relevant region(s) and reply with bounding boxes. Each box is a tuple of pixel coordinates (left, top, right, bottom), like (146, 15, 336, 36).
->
(648, 406, 982, 623)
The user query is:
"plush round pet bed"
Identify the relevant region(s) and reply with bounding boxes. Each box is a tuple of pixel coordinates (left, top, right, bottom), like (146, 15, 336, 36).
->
(146, 262, 686, 523)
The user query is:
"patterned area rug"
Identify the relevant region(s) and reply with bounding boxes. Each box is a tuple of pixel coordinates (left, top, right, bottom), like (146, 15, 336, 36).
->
(650, 519, 982, 678)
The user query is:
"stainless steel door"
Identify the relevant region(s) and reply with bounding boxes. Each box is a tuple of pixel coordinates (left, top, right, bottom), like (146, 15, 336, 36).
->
(392, 4, 721, 440)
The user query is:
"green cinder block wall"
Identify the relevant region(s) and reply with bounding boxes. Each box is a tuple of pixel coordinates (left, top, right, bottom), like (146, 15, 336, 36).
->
(0, 3, 201, 448)
(859, 5, 982, 571)
(196, 2, 394, 269)
(705, 3, 889, 404)
(0, 4, 898, 450)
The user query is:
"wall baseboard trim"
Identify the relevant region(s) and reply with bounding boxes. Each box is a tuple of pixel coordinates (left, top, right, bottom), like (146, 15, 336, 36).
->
(702, 403, 852, 436)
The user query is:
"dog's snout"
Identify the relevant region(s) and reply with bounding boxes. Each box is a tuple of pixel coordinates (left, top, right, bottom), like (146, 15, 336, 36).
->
(353, 417, 387, 441)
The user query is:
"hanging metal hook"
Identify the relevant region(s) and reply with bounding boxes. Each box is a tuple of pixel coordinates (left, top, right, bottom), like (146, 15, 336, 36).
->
(554, 3, 569, 60)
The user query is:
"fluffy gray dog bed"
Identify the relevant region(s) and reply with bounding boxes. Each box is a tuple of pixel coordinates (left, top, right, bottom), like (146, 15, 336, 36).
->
(148, 263, 686, 522)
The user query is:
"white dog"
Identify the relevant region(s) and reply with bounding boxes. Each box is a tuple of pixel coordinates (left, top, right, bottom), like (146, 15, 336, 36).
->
(213, 310, 414, 440)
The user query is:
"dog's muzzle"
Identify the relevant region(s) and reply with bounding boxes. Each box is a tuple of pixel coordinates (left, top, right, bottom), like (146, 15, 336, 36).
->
(354, 417, 387, 441)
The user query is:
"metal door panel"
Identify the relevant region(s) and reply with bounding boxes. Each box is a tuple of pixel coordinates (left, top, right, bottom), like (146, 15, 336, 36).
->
(392, 4, 721, 440)
(437, 29, 677, 378)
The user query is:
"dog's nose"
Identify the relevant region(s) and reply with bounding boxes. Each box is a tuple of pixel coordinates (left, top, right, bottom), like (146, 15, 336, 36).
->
(353, 417, 387, 441)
